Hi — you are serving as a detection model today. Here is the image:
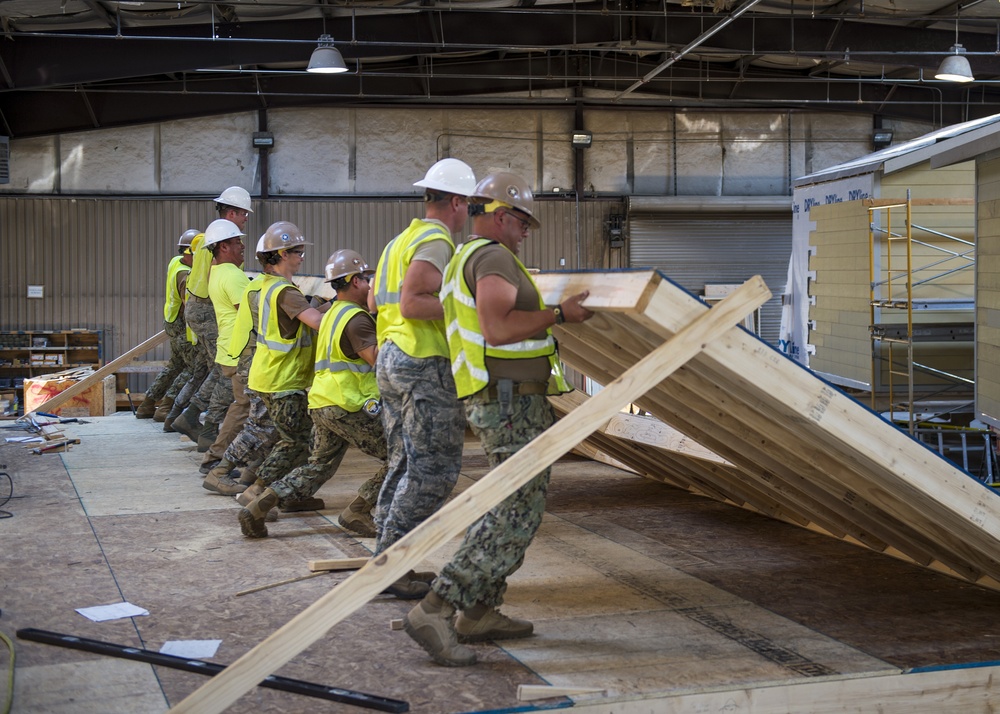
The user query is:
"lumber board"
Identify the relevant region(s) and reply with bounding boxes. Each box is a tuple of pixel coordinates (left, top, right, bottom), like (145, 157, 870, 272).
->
(307, 557, 369, 572)
(23, 331, 168, 418)
(517, 684, 607, 701)
(554, 306, 978, 575)
(166, 275, 771, 714)
(539, 270, 1000, 588)
(566, 663, 1000, 714)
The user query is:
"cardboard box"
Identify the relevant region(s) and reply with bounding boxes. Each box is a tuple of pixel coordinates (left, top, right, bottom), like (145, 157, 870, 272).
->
(24, 369, 115, 417)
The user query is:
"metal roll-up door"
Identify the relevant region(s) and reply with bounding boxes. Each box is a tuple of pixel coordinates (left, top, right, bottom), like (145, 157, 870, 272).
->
(628, 200, 791, 345)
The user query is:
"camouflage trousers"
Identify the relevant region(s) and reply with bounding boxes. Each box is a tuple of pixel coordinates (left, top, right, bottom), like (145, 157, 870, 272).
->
(186, 298, 229, 420)
(223, 352, 278, 467)
(168, 339, 210, 411)
(268, 405, 387, 504)
(433, 393, 555, 611)
(147, 317, 197, 402)
(257, 391, 312, 488)
(373, 342, 465, 555)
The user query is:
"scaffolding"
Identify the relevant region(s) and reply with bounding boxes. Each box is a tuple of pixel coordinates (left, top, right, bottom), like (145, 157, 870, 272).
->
(868, 191, 976, 436)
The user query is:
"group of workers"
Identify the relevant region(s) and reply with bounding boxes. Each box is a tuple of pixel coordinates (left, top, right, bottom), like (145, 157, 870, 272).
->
(138, 160, 593, 666)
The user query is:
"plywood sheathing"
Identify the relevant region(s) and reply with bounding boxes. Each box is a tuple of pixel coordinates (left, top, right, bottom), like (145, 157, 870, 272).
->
(535, 270, 1000, 589)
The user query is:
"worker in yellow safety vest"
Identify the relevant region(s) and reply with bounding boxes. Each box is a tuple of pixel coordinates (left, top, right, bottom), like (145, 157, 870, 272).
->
(404, 171, 592, 666)
(135, 229, 200, 420)
(368, 158, 477, 599)
(236, 221, 328, 538)
(239, 249, 395, 539)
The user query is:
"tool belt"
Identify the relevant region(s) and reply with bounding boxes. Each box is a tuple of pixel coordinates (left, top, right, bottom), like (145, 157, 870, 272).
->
(482, 380, 547, 418)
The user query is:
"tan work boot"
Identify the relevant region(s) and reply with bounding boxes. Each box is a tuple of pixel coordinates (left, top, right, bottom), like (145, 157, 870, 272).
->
(236, 480, 265, 507)
(337, 495, 376, 537)
(383, 571, 432, 600)
(404, 596, 477, 667)
(153, 396, 173, 422)
(455, 605, 533, 643)
(238, 487, 279, 538)
(280, 496, 325, 513)
(202, 471, 248, 496)
(134, 395, 156, 419)
(235, 461, 259, 485)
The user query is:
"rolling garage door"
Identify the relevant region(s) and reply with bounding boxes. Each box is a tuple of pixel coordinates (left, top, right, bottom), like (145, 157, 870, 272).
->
(628, 197, 792, 345)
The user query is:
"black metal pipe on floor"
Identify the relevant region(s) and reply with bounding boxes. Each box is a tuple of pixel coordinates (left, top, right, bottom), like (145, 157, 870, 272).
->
(16, 628, 408, 713)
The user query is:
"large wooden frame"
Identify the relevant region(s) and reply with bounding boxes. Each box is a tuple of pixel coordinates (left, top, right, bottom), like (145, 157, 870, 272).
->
(168, 274, 771, 712)
(170, 268, 1000, 711)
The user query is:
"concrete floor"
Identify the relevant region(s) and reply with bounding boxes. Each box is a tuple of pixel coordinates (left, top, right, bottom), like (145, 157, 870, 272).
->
(3, 412, 1000, 713)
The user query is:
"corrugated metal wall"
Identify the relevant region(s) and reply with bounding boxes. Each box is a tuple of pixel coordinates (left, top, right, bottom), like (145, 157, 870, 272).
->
(1, 196, 621, 389)
(629, 211, 792, 344)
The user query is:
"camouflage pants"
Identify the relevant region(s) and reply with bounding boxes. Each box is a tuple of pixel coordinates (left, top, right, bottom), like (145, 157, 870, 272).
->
(185, 298, 224, 415)
(223, 352, 278, 467)
(267, 408, 346, 502)
(166, 342, 208, 406)
(147, 317, 196, 402)
(373, 342, 464, 555)
(323, 406, 388, 506)
(257, 391, 312, 488)
(433, 393, 555, 611)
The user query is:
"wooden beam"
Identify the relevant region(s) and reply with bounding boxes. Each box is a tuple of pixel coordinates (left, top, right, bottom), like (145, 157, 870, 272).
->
(24, 332, 168, 418)
(167, 275, 771, 713)
(306, 557, 369, 572)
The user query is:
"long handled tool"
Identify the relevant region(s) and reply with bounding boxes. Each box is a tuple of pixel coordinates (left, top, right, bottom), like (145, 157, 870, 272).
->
(16, 628, 408, 712)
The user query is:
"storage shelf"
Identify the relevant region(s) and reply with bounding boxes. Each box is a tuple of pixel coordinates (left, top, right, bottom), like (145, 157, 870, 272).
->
(0, 329, 103, 415)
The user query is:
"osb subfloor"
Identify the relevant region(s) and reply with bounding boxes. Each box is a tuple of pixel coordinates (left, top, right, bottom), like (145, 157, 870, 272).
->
(2, 412, 1000, 713)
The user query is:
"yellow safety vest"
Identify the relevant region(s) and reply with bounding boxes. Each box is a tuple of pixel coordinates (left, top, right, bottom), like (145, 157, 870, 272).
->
(228, 275, 266, 361)
(247, 275, 315, 393)
(372, 217, 452, 358)
(309, 301, 378, 412)
(186, 238, 212, 299)
(163, 256, 190, 324)
(441, 237, 570, 399)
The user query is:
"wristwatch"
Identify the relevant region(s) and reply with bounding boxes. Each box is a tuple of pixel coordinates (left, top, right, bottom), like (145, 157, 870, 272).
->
(553, 304, 565, 324)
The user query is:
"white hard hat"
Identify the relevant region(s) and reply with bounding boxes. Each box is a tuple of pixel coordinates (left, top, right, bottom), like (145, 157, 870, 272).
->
(203, 218, 246, 247)
(213, 186, 253, 212)
(413, 158, 477, 197)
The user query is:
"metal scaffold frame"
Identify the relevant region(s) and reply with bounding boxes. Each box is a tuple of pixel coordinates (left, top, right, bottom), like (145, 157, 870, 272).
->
(868, 192, 990, 479)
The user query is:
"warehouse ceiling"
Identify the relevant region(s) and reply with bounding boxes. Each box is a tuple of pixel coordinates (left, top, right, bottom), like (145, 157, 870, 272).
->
(2, 0, 1000, 139)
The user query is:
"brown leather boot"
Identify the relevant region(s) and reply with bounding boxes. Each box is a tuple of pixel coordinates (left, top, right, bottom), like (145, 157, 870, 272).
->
(202, 469, 247, 496)
(383, 571, 432, 600)
(455, 605, 533, 643)
(337, 495, 376, 537)
(404, 596, 476, 667)
(238, 487, 279, 538)
(134, 396, 156, 419)
(153, 396, 173, 422)
(235, 480, 264, 507)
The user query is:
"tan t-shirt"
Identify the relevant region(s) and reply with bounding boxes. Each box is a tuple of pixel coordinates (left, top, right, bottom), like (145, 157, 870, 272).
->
(464, 241, 551, 384)
(276, 287, 312, 340)
(340, 310, 377, 361)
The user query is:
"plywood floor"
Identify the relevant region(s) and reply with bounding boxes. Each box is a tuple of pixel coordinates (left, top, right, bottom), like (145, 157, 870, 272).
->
(3, 412, 1000, 713)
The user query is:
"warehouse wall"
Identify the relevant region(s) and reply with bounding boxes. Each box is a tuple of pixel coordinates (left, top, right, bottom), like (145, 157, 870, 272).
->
(0, 107, 932, 198)
(0, 104, 935, 388)
(976, 151, 1000, 428)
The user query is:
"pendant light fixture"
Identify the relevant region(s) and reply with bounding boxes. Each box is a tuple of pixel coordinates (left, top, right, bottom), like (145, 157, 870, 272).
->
(935, 16, 974, 83)
(307, 34, 348, 74)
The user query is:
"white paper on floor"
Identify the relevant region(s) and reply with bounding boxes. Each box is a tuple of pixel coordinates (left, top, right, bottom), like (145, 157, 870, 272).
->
(75, 602, 150, 622)
(159, 639, 222, 659)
